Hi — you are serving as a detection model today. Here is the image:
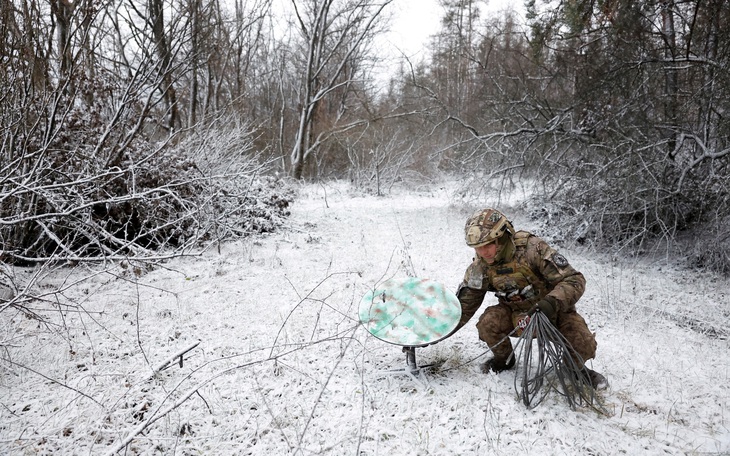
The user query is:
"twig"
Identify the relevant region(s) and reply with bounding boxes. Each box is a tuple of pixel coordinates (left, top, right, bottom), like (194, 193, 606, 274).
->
(294, 331, 356, 454)
(147, 340, 201, 379)
(1, 358, 102, 407)
(269, 271, 359, 358)
(102, 378, 208, 456)
(104, 329, 360, 455)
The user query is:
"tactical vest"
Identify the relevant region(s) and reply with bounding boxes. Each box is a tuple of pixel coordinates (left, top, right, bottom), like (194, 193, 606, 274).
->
(486, 231, 551, 312)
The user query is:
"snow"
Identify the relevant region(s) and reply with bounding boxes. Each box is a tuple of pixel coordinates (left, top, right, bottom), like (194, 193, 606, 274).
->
(1, 179, 729, 455)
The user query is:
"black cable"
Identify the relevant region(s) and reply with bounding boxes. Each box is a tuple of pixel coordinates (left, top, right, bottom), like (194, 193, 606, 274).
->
(512, 311, 607, 413)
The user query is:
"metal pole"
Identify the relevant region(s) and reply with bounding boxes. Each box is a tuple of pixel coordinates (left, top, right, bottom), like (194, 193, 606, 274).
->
(403, 346, 417, 373)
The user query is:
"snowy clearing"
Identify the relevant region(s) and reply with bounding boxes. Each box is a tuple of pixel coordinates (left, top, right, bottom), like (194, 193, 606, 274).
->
(1, 180, 729, 455)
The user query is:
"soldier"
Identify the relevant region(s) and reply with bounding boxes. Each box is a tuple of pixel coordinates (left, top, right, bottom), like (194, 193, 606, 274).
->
(455, 208, 608, 390)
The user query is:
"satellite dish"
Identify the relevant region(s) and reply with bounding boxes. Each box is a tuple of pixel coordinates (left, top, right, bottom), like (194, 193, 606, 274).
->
(359, 277, 461, 348)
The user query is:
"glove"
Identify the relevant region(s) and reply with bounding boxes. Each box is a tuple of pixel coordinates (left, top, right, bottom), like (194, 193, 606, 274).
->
(528, 297, 558, 325)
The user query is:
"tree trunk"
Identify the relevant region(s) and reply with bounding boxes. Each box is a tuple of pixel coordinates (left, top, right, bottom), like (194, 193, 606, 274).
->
(188, 0, 200, 127)
(661, 0, 678, 157)
(51, 0, 75, 83)
(149, 0, 179, 131)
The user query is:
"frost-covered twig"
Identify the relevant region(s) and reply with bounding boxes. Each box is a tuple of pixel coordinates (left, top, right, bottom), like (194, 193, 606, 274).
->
(1, 357, 103, 407)
(147, 340, 201, 379)
(104, 327, 360, 455)
(269, 271, 360, 358)
(294, 330, 357, 455)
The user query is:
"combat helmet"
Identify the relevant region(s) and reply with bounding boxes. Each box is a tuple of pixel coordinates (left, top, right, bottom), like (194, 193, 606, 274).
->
(464, 208, 514, 248)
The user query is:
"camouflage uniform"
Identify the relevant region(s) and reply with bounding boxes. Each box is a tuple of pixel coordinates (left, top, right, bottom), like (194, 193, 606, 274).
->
(457, 228, 597, 367)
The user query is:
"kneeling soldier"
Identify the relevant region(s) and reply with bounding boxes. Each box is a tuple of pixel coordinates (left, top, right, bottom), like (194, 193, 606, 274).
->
(454, 208, 608, 390)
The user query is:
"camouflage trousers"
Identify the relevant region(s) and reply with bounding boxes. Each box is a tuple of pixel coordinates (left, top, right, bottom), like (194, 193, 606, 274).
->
(476, 303, 597, 366)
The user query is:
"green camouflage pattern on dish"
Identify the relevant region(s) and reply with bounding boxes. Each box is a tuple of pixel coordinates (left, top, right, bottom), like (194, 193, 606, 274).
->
(359, 277, 461, 347)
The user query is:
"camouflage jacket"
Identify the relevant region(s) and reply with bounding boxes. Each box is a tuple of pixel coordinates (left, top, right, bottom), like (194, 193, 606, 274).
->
(456, 231, 585, 329)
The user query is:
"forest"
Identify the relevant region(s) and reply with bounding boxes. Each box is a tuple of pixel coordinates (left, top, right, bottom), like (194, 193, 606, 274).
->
(2, 1, 730, 454)
(1, 0, 729, 285)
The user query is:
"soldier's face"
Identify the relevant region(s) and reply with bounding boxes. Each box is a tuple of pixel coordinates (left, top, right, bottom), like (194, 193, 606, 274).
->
(475, 242, 498, 264)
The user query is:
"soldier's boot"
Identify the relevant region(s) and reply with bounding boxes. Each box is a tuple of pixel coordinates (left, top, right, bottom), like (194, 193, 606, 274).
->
(583, 368, 609, 390)
(481, 355, 515, 374)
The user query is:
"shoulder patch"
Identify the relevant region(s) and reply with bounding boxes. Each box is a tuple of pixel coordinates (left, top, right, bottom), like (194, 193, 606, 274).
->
(551, 252, 569, 268)
(467, 274, 483, 289)
(465, 260, 486, 289)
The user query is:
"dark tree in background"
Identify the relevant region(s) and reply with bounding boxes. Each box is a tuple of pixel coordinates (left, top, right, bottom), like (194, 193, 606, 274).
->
(1, 0, 728, 273)
(517, 0, 730, 270)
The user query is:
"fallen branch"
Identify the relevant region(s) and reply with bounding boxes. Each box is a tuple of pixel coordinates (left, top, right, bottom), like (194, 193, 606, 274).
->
(147, 340, 201, 380)
(102, 376, 207, 456)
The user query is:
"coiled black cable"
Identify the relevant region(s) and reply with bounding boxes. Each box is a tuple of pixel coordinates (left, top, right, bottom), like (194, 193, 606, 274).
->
(512, 311, 607, 413)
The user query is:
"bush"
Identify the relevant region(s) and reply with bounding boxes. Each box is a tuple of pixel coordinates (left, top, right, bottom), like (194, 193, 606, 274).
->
(0, 102, 294, 263)
(518, 139, 730, 275)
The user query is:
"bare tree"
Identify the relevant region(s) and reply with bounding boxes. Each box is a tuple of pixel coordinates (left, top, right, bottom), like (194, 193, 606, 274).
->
(287, 0, 394, 179)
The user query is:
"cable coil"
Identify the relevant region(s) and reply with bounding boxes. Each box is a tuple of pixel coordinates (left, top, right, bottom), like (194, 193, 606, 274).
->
(512, 311, 606, 413)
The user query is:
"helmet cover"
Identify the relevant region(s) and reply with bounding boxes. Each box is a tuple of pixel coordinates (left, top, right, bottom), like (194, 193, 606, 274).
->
(464, 208, 514, 247)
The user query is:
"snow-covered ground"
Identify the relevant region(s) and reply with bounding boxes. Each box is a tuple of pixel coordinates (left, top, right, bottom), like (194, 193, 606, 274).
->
(1, 180, 729, 455)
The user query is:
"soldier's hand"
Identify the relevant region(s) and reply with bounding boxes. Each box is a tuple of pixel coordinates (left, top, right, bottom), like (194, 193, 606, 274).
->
(528, 297, 558, 325)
